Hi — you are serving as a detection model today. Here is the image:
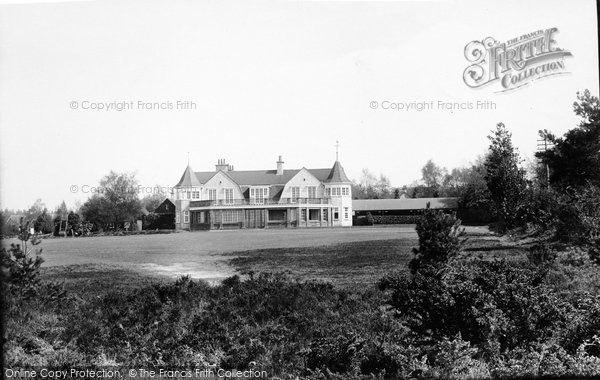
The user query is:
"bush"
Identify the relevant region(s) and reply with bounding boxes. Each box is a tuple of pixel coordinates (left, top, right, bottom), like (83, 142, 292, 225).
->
(1, 230, 44, 299)
(554, 185, 600, 244)
(523, 187, 561, 233)
(34, 211, 54, 234)
(5, 211, 600, 379)
(354, 214, 422, 225)
(409, 209, 464, 273)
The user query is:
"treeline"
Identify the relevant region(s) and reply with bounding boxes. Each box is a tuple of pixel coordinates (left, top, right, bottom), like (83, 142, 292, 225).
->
(355, 90, 600, 237)
(1, 175, 168, 237)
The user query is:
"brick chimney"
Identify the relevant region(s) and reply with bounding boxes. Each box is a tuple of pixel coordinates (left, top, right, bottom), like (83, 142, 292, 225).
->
(215, 159, 230, 172)
(276, 155, 284, 175)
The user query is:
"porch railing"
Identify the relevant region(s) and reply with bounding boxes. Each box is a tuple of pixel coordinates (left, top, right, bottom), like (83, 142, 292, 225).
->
(190, 198, 331, 208)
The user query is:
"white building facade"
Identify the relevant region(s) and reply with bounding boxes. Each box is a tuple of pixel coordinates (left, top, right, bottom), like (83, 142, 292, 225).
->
(171, 157, 353, 230)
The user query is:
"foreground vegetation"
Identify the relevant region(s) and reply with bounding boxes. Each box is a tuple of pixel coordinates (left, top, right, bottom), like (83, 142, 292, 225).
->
(3, 212, 600, 379)
(2, 90, 600, 378)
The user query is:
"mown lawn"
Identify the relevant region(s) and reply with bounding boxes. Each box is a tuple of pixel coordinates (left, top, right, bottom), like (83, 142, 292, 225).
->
(225, 227, 529, 289)
(226, 239, 416, 288)
(40, 227, 528, 293)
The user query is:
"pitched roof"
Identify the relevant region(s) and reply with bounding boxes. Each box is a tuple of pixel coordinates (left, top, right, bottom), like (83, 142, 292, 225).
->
(192, 168, 333, 186)
(5, 214, 26, 225)
(352, 198, 459, 211)
(155, 199, 175, 214)
(325, 161, 351, 183)
(176, 161, 350, 187)
(175, 165, 202, 187)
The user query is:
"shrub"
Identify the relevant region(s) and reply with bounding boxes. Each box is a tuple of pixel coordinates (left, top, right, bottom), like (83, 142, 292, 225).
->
(409, 209, 464, 273)
(527, 244, 557, 266)
(1, 230, 44, 299)
(34, 211, 54, 234)
(555, 185, 600, 244)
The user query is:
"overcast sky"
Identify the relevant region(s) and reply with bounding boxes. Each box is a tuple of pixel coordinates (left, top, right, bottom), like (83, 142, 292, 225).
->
(0, 0, 598, 210)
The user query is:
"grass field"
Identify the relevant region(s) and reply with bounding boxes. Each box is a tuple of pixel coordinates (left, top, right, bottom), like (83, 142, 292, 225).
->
(8, 226, 413, 274)
(226, 226, 529, 288)
(26, 225, 526, 294)
(226, 239, 415, 288)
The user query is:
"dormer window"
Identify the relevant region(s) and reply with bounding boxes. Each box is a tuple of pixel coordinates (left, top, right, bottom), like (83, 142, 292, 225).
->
(250, 187, 269, 204)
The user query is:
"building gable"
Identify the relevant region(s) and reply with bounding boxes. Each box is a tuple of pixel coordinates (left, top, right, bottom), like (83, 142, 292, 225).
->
(202, 171, 244, 201)
(280, 168, 325, 201)
(155, 199, 176, 214)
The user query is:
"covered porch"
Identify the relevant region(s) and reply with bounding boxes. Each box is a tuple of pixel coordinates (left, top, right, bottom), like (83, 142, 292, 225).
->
(188, 204, 335, 230)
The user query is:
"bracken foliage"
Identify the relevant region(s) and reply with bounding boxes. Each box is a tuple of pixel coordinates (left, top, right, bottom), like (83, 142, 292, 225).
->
(4, 216, 600, 379)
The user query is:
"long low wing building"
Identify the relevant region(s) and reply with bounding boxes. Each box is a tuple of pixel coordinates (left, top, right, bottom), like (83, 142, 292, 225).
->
(352, 197, 459, 225)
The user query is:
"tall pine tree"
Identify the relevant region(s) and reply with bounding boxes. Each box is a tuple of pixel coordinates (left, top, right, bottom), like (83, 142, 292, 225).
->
(484, 123, 529, 230)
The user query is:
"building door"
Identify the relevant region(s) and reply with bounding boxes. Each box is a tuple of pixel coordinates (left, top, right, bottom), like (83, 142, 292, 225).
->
(245, 209, 265, 228)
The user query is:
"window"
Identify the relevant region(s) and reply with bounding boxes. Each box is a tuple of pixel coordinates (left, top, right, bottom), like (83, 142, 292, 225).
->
(323, 209, 328, 221)
(342, 187, 349, 196)
(334, 207, 339, 221)
(192, 191, 200, 199)
(291, 186, 300, 202)
(208, 189, 217, 201)
(326, 188, 331, 196)
(301, 209, 307, 222)
(224, 188, 234, 204)
(176, 212, 180, 223)
(344, 207, 349, 220)
(307, 186, 316, 199)
(332, 187, 340, 196)
(199, 211, 205, 223)
(251, 187, 269, 204)
(184, 211, 189, 223)
(223, 210, 240, 223)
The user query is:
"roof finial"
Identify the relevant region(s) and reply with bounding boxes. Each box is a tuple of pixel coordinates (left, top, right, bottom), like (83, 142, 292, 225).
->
(335, 140, 340, 161)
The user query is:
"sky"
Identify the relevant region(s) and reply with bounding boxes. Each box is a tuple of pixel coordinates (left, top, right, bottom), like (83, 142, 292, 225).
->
(0, 0, 598, 211)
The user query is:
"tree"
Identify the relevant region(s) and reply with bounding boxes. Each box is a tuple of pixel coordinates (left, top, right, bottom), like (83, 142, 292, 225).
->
(80, 195, 112, 229)
(80, 172, 142, 229)
(422, 160, 446, 188)
(375, 174, 391, 198)
(352, 169, 393, 199)
(484, 123, 529, 230)
(25, 199, 46, 222)
(54, 201, 68, 222)
(409, 208, 464, 273)
(141, 187, 165, 214)
(536, 90, 600, 189)
(34, 210, 53, 234)
(421, 159, 447, 197)
(356, 168, 378, 198)
(406, 180, 435, 198)
(456, 160, 494, 224)
(67, 211, 81, 232)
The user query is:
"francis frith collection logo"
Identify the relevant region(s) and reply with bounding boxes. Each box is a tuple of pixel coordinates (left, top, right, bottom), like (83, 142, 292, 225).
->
(463, 27, 572, 92)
